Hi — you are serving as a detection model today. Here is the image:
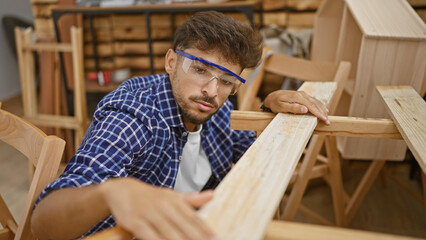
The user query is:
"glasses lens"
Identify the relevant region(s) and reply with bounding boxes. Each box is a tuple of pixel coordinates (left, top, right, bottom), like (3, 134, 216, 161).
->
(181, 57, 241, 95)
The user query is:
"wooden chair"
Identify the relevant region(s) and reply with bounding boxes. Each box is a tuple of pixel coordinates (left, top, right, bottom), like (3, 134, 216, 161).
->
(14, 26, 89, 153)
(0, 105, 66, 240)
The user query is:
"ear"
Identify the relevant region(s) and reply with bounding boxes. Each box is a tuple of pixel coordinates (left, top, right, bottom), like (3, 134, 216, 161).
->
(165, 49, 177, 75)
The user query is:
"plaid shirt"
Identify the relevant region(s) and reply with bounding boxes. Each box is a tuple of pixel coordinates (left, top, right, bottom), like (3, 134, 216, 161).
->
(36, 74, 256, 237)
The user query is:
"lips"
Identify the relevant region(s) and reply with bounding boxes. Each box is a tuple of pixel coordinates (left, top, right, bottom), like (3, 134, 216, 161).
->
(195, 100, 214, 112)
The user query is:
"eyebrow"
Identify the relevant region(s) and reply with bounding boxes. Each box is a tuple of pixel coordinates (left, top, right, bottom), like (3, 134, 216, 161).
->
(175, 50, 246, 83)
(195, 60, 234, 77)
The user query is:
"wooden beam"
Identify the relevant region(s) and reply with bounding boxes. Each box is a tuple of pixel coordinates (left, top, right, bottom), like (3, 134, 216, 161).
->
(25, 115, 82, 129)
(198, 82, 337, 240)
(264, 221, 424, 240)
(24, 43, 73, 52)
(231, 112, 403, 139)
(376, 86, 426, 174)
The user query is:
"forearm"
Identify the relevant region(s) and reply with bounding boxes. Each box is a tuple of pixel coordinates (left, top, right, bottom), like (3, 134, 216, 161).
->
(31, 184, 110, 239)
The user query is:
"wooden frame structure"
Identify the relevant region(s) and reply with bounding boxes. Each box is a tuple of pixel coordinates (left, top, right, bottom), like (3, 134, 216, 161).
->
(0, 106, 65, 240)
(14, 26, 89, 151)
(82, 82, 425, 239)
(311, 0, 426, 160)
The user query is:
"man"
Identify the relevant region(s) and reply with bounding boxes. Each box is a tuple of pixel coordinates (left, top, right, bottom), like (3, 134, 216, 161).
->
(31, 11, 329, 240)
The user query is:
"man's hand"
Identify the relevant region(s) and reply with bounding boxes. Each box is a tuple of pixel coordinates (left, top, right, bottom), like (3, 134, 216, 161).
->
(100, 178, 216, 240)
(264, 90, 330, 125)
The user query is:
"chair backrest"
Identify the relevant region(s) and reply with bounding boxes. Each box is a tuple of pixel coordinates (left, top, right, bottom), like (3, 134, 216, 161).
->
(238, 47, 351, 114)
(0, 107, 65, 240)
(14, 26, 89, 150)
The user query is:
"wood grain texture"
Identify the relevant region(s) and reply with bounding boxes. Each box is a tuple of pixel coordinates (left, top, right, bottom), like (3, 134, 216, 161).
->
(198, 82, 336, 240)
(0, 108, 65, 240)
(377, 86, 426, 173)
(230, 112, 403, 139)
(345, 0, 426, 39)
(264, 221, 424, 240)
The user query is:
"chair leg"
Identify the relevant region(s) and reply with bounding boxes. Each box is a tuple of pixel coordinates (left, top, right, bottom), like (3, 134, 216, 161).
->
(325, 136, 345, 226)
(282, 134, 325, 220)
(0, 195, 17, 235)
(28, 163, 35, 185)
(422, 172, 426, 209)
(344, 160, 386, 227)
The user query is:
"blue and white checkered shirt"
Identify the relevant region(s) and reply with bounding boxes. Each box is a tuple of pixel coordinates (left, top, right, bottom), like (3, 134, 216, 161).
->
(36, 73, 256, 237)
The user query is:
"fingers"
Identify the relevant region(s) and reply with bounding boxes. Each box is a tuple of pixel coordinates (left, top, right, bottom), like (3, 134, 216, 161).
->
(112, 182, 216, 240)
(276, 101, 308, 114)
(165, 199, 216, 240)
(130, 221, 164, 240)
(265, 90, 330, 125)
(183, 190, 214, 208)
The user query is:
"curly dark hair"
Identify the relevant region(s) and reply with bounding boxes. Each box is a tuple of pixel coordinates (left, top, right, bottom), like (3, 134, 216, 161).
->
(173, 11, 263, 70)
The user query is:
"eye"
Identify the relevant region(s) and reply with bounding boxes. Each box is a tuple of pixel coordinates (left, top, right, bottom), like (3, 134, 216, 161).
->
(191, 65, 207, 74)
(220, 77, 233, 86)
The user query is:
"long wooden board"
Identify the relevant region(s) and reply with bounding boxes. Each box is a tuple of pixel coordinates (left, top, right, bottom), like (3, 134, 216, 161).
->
(264, 221, 424, 240)
(230, 111, 402, 139)
(198, 81, 337, 240)
(377, 85, 426, 173)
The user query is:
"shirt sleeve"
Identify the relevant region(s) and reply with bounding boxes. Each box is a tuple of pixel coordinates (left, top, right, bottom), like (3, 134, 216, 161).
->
(35, 108, 153, 205)
(231, 129, 257, 163)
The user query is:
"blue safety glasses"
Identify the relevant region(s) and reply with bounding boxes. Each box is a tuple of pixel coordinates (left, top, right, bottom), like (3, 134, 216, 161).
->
(175, 50, 246, 84)
(175, 50, 245, 95)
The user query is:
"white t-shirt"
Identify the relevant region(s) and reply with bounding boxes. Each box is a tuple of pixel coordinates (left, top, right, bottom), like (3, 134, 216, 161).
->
(174, 125, 212, 193)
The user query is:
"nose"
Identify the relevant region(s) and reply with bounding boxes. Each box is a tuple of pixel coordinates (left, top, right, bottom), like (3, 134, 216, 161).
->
(201, 76, 219, 97)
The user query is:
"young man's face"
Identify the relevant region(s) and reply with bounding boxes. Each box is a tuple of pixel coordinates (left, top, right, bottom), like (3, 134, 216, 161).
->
(165, 48, 242, 131)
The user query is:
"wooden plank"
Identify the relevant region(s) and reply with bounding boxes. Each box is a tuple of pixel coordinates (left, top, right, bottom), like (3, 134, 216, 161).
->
(34, 18, 55, 40)
(84, 29, 113, 43)
(264, 54, 338, 82)
(84, 43, 113, 57)
(25, 115, 82, 129)
(114, 56, 165, 70)
(198, 82, 336, 240)
(286, 0, 322, 11)
(230, 111, 403, 139)
(345, 0, 426, 39)
(263, 12, 316, 27)
(264, 221, 424, 240)
(32, 3, 58, 17)
(114, 41, 171, 56)
(377, 85, 426, 173)
(262, 0, 322, 11)
(25, 43, 73, 52)
(112, 27, 171, 41)
(84, 58, 115, 70)
(344, 160, 386, 226)
(0, 228, 14, 240)
(30, 0, 58, 3)
(83, 16, 112, 30)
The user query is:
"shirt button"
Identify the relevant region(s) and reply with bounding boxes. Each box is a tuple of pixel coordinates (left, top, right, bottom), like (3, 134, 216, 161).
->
(179, 156, 183, 161)
(182, 132, 187, 136)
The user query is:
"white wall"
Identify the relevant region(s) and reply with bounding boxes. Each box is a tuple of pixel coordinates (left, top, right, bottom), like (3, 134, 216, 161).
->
(0, 0, 34, 101)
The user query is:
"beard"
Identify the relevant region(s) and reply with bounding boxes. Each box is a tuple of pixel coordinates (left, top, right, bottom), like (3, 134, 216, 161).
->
(171, 72, 219, 125)
(182, 94, 219, 125)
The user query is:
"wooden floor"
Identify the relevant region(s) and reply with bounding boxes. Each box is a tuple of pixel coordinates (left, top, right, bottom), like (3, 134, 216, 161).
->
(1, 95, 426, 238)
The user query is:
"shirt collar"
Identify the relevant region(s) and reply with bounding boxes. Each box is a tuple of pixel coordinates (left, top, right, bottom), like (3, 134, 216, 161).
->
(156, 74, 185, 129)
(156, 74, 215, 132)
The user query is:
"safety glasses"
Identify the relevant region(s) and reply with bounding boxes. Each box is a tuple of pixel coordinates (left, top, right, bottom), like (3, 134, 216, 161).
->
(175, 50, 245, 95)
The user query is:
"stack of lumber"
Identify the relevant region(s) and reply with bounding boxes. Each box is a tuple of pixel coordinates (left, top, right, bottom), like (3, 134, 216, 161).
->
(80, 12, 252, 76)
(261, 0, 322, 27)
(31, 0, 58, 40)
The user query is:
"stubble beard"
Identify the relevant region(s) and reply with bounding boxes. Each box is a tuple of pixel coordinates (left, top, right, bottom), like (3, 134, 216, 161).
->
(172, 75, 219, 125)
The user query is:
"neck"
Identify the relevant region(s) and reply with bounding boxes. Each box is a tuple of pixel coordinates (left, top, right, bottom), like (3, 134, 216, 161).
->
(183, 120, 200, 132)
